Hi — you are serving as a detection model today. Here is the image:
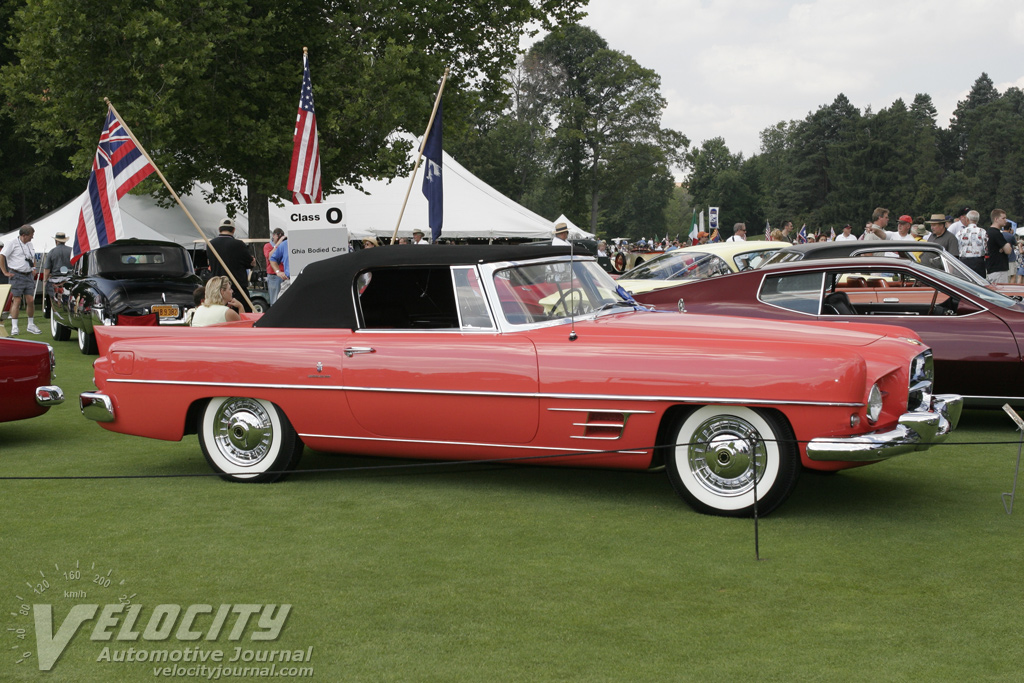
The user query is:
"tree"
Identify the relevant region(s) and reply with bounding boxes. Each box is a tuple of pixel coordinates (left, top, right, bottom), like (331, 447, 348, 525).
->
(528, 25, 687, 233)
(1, 0, 584, 235)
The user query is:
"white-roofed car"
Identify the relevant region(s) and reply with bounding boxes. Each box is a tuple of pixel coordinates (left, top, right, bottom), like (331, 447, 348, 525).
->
(616, 242, 783, 295)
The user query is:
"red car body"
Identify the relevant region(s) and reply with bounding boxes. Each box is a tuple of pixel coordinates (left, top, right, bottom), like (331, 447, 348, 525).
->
(80, 246, 961, 516)
(1, 337, 64, 423)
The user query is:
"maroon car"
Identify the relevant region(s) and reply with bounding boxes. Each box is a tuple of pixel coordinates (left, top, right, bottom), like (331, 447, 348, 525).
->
(1, 337, 64, 423)
(633, 257, 1024, 406)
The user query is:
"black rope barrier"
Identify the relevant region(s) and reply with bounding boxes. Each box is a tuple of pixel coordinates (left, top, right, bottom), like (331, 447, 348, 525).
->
(0, 436, 1018, 481)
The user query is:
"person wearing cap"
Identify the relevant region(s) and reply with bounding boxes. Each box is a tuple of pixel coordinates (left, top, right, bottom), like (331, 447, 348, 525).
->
(984, 209, 1013, 284)
(910, 224, 929, 241)
(867, 213, 915, 242)
(696, 231, 709, 245)
(412, 228, 429, 245)
(948, 207, 971, 237)
(0, 225, 41, 335)
(726, 223, 747, 242)
(551, 222, 571, 246)
(956, 209, 988, 278)
(835, 224, 857, 242)
(208, 218, 254, 312)
(42, 231, 73, 318)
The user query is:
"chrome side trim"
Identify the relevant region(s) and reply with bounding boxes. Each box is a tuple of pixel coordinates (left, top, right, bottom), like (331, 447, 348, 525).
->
(548, 408, 657, 414)
(298, 432, 649, 456)
(104, 378, 864, 408)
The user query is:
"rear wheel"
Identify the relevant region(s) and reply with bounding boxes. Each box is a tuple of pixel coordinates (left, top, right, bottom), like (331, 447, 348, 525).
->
(665, 406, 800, 517)
(199, 397, 303, 482)
(50, 312, 71, 342)
(250, 296, 270, 313)
(77, 328, 97, 355)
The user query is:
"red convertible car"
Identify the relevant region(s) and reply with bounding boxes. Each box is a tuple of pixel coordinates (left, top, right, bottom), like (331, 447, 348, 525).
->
(1, 337, 64, 423)
(80, 246, 962, 516)
(634, 256, 1024, 406)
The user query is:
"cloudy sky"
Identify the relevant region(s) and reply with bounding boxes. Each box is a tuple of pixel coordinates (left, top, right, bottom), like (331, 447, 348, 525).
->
(578, 0, 1024, 160)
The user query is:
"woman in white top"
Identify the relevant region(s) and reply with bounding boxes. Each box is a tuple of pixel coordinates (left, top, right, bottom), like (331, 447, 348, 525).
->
(191, 276, 242, 327)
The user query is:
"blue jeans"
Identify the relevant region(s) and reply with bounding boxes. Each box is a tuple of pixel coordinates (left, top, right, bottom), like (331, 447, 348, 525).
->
(267, 273, 281, 304)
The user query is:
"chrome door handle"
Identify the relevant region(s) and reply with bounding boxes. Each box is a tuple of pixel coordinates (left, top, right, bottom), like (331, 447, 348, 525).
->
(344, 347, 376, 357)
(883, 298, 900, 303)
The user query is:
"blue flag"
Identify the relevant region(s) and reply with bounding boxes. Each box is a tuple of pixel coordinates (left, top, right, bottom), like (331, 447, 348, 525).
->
(422, 101, 443, 243)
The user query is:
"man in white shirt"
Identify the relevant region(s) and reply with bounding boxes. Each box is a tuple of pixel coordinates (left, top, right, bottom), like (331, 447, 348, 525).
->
(412, 228, 430, 245)
(726, 223, 747, 242)
(0, 225, 41, 335)
(866, 214, 916, 241)
(957, 209, 988, 277)
(948, 208, 970, 237)
(834, 224, 857, 242)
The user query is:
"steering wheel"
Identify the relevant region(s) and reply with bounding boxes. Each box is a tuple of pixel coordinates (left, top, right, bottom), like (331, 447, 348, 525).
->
(551, 288, 585, 316)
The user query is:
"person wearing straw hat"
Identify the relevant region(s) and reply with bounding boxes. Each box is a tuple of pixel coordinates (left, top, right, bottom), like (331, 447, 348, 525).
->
(925, 213, 958, 257)
(551, 222, 571, 246)
(42, 231, 73, 318)
(412, 228, 429, 245)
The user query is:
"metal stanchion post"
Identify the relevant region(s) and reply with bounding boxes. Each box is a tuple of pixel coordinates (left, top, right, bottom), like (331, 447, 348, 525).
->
(1001, 404, 1024, 515)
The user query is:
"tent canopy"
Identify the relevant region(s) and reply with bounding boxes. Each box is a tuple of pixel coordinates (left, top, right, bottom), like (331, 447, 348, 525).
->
(6, 148, 592, 252)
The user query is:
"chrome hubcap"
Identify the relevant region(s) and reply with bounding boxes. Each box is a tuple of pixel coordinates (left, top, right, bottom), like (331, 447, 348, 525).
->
(687, 416, 766, 497)
(213, 398, 273, 468)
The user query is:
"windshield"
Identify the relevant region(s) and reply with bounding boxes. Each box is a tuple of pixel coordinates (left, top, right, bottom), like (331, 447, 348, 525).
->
(735, 249, 780, 271)
(620, 250, 731, 281)
(923, 266, 1021, 310)
(493, 260, 632, 325)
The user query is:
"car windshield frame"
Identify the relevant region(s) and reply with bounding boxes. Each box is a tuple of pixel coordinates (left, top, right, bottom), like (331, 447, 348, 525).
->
(483, 256, 640, 329)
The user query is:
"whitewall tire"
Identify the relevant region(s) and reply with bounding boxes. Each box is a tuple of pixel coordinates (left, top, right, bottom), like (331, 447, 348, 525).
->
(199, 397, 303, 482)
(665, 406, 800, 517)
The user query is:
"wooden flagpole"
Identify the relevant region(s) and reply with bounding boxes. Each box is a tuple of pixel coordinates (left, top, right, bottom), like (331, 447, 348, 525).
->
(390, 67, 449, 245)
(104, 98, 255, 312)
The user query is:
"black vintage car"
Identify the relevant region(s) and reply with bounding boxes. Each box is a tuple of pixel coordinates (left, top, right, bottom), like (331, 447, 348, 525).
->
(49, 239, 202, 354)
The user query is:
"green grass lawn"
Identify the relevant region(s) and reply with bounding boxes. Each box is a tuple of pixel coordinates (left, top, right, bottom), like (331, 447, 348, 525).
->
(3, 322, 1024, 681)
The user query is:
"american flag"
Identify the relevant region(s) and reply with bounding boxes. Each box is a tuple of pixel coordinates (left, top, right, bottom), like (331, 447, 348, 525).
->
(764, 220, 771, 240)
(73, 109, 155, 263)
(288, 51, 322, 204)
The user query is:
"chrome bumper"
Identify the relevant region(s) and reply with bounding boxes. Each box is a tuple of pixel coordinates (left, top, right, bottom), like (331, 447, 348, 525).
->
(806, 394, 963, 462)
(80, 392, 115, 422)
(35, 386, 64, 407)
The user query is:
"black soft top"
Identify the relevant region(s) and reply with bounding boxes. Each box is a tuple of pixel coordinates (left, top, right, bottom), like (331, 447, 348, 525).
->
(255, 244, 584, 329)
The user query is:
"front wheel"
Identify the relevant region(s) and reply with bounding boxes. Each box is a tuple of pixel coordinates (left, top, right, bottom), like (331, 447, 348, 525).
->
(665, 406, 800, 517)
(199, 397, 303, 482)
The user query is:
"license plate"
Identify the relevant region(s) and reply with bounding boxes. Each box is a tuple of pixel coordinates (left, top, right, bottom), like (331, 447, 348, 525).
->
(151, 305, 179, 318)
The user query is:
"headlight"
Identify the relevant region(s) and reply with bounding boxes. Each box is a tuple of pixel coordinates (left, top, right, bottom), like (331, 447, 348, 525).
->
(907, 350, 934, 412)
(867, 384, 883, 423)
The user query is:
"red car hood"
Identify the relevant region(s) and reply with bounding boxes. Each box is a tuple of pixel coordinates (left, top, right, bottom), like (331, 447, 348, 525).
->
(575, 310, 916, 348)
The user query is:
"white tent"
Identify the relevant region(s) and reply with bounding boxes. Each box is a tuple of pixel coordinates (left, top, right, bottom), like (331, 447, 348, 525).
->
(0, 186, 248, 254)
(6, 149, 592, 251)
(271, 152, 593, 241)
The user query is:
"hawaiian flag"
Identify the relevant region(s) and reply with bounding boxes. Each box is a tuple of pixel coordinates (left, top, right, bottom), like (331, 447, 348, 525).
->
(798, 224, 808, 243)
(73, 110, 155, 263)
(421, 100, 443, 243)
(288, 51, 323, 204)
